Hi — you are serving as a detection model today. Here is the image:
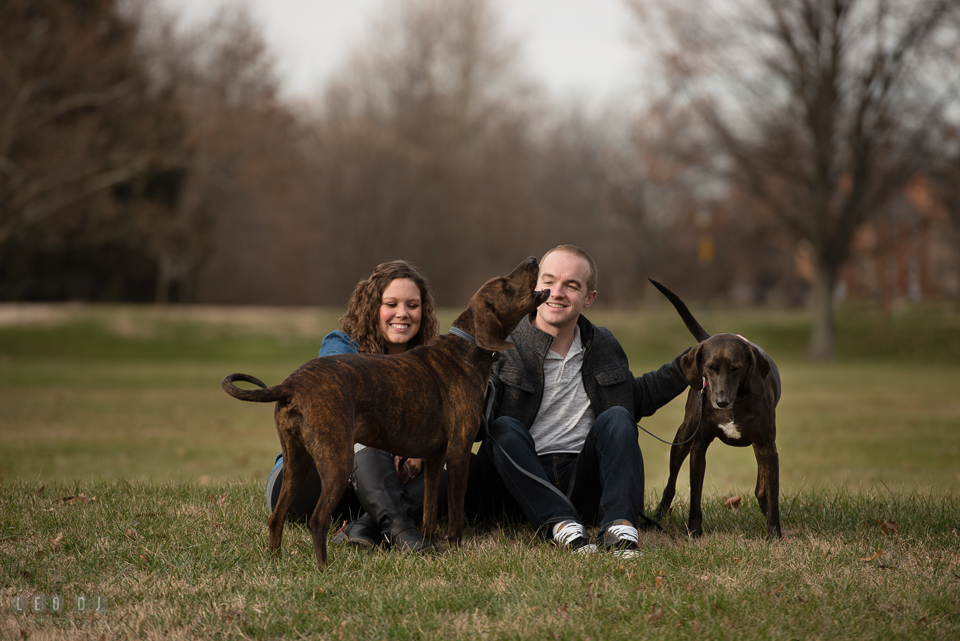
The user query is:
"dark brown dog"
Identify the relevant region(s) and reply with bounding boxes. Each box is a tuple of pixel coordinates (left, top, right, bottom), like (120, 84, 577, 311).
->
(649, 279, 782, 539)
(222, 257, 549, 569)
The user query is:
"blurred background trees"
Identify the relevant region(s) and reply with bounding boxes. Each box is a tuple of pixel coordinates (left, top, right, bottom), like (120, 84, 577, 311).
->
(0, 0, 188, 301)
(626, 0, 960, 358)
(2, 0, 959, 358)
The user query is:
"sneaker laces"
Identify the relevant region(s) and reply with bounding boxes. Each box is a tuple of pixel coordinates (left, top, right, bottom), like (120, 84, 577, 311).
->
(606, 523, 639, 546)
(553, 521, 588, 546)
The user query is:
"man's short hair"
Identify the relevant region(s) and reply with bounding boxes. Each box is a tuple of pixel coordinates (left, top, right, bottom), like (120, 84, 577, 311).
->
(541, 245, 598, 293)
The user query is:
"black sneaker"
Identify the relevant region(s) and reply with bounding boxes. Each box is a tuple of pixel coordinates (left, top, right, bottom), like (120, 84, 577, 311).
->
(601, 521, 641, 558)
(551, 520, 598, 554)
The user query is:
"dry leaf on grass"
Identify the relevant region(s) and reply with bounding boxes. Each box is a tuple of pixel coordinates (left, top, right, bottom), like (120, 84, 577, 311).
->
(647, 607, 663, 623)
(724, 495, 742, 510)
(655, 576, 664, 589)
(57, 493, 96, 504)
(878, 520, 899, 534)
(49, 532, 63, 552)
(860, 550, 883, 562)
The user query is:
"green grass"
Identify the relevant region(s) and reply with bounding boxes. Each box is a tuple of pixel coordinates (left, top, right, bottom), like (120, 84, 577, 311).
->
(1, 302, 959, 639)
(2, 481, 958, 640)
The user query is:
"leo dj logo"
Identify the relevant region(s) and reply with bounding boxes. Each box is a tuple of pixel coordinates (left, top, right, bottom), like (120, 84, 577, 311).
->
(11, 594, 108, 614)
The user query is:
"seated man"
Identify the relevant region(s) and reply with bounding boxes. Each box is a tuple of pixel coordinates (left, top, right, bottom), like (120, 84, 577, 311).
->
(479, 245, 689, 556)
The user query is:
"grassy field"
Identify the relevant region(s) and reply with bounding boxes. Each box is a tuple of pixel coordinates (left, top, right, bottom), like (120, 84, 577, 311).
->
(1, 301, 959, 639)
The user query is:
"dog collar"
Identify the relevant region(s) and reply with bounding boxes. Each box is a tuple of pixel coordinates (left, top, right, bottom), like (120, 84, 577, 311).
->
(449, 327, 477, 345)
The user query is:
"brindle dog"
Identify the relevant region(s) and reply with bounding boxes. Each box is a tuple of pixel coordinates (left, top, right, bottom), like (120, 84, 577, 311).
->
(223, 257, 549, 568)
(649, 279, 782, 539)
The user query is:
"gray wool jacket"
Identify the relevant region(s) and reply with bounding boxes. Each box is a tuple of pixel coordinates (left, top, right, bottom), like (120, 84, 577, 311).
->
(489, 314, 689, 430)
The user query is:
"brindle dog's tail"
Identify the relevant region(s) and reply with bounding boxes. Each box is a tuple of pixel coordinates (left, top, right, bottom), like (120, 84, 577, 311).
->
(221, 373, 291, 403)
(648, 279, 710, 342)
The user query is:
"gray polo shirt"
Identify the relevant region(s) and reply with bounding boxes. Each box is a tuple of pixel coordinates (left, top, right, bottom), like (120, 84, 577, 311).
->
(528, 326, 595, 455)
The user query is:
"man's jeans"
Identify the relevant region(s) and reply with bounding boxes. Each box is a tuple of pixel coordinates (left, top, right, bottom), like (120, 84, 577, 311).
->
(485, 406, 644, 535)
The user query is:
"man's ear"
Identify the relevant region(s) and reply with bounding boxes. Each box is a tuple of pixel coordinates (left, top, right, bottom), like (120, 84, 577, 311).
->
(583, 290, 598, 308)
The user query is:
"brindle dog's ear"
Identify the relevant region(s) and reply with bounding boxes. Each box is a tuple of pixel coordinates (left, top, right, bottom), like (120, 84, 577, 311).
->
(681, 343, 704, 389)
(474, 307, 514, 352)
(747, 343, 770, 395)
(477, 334, 514, 351)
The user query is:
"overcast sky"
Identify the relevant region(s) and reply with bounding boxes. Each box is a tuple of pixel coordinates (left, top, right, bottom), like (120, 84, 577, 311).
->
(160, 0, 642, 104)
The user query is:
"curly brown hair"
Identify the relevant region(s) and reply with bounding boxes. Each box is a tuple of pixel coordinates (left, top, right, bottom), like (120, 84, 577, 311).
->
(338, 260, 439, 354)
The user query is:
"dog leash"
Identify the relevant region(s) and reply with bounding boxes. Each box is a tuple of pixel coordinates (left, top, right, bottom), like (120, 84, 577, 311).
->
(487, 432, 580, 516)
(489, 425, 664, 532)
(396, 457, 413, 479)
(637, 381, 707, 447)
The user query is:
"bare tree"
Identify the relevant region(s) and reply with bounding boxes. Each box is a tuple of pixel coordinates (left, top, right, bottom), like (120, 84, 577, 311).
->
(303, 0, 544, 304)
(304, 0, 668, 306)
(628, 0, 960, 359)
(930, 120, 960, 231)
(0, 0, 186, 254)
(139, 3, 312, 304)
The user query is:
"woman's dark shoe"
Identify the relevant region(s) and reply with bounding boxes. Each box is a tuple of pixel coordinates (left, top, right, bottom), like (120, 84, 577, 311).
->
(340, 513, 380, 549)
(389, 527, 433, 552)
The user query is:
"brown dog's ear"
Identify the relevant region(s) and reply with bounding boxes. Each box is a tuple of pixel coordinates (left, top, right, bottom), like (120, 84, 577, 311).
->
(476, 330, 514, 352)
(681, 343, 704, 389)
(480, 338, 515, 351)
(473, 307, 515, 352)
(747, 343, 770, 395)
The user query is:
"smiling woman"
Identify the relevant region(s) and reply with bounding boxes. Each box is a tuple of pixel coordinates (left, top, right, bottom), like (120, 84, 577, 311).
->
(263, 260, 456, 554)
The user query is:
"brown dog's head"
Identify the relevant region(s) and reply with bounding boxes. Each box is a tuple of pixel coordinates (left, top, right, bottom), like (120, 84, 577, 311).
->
(682, 334, 771, 409)
(454, 256, 549, 352)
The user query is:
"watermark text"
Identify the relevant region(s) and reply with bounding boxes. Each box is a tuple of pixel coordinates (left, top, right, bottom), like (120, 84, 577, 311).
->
(10, 594, 108, 615)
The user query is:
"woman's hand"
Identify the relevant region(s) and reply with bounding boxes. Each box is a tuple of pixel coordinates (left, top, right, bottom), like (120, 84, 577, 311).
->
(395, 456, 423, 483)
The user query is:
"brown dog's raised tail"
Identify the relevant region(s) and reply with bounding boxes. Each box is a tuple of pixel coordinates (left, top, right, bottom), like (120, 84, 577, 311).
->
(648, 279, 710, 342)
(222, 373, 291, 403)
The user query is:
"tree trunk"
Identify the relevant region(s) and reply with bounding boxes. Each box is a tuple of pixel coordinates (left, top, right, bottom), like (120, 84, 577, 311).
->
(808, 255, 837, 361)
(155, 253, 171, 305)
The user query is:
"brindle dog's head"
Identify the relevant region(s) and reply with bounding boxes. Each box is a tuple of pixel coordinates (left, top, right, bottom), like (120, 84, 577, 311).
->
(454, 256, 549, 352)
(682, 334, 771, 410)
